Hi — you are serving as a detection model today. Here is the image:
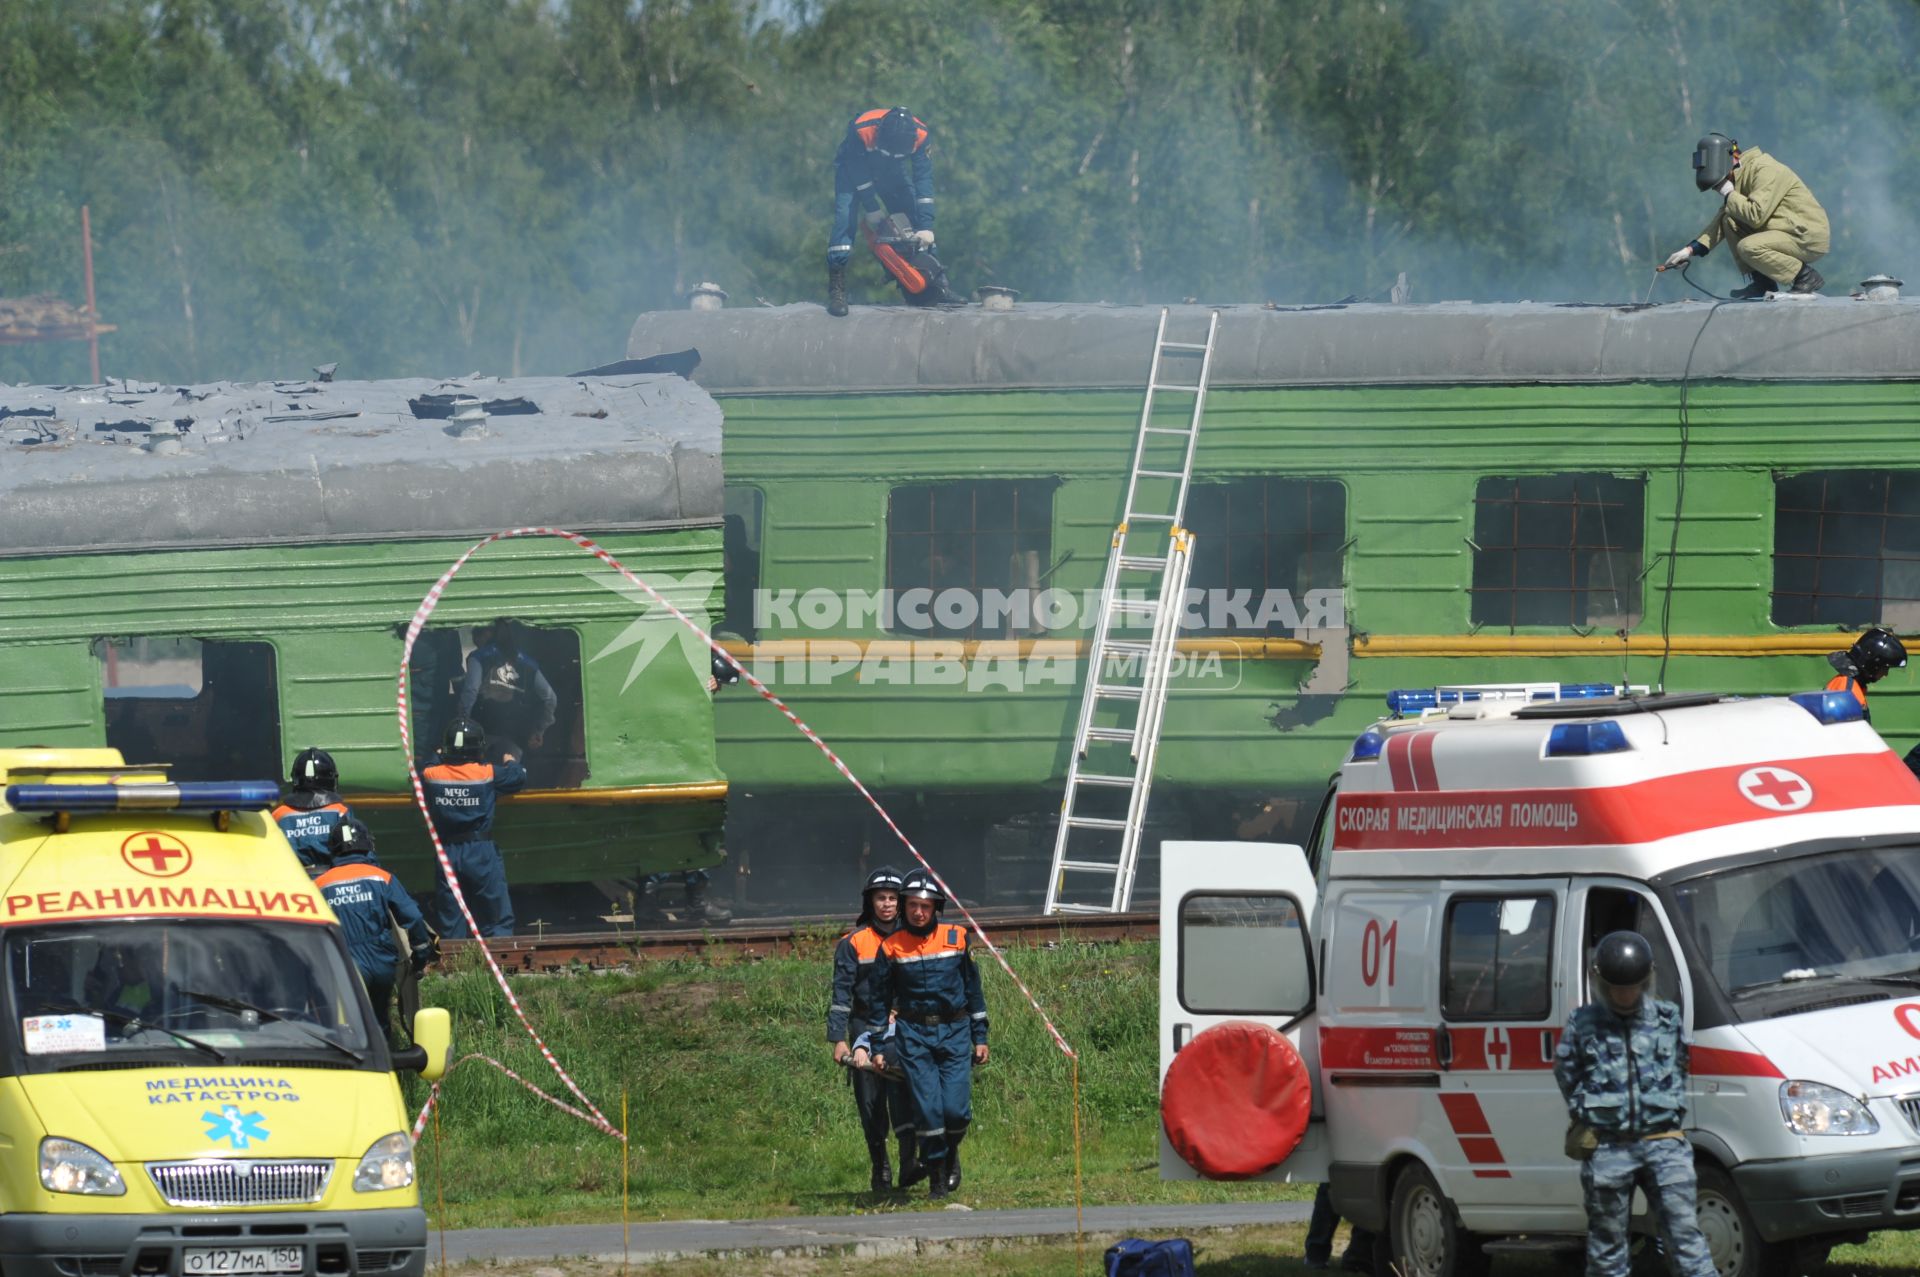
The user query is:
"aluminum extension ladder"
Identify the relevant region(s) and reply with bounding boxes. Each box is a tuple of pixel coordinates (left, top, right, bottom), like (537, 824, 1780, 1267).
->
(1044, 308, 1219, 915)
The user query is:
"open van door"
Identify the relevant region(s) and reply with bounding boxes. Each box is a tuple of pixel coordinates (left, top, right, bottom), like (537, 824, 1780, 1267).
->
(1159, 840, 1329, 1182)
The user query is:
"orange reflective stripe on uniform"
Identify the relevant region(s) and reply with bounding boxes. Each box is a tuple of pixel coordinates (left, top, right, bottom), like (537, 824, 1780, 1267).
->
(316, 862, 394, 890)
(423, 761, 493, 782)
(854, 108, 928, 154)
(848, 927, 886, 963)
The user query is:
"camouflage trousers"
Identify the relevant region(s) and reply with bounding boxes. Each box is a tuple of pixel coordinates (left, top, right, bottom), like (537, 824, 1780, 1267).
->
(1579, 1137, 1716, 1277)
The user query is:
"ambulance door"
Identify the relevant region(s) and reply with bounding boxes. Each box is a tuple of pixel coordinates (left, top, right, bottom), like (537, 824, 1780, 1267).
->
(1159, 840, 1326, 1181)
(1433, 879, 1580, 1229)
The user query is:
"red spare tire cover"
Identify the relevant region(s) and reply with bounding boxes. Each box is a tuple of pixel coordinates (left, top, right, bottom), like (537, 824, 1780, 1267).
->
(1161, 1020, 1310, 1179)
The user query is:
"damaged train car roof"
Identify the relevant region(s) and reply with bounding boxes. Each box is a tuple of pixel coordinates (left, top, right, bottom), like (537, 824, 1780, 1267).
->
(626, 299, 1920, 394)
(0, 373, 721, 557)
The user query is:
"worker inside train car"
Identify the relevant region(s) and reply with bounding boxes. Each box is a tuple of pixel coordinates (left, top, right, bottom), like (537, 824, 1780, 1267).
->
(458, 617, 558, 765)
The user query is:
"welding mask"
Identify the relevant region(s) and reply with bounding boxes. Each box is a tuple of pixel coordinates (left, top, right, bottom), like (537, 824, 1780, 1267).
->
(1693, 133, 1739, 192)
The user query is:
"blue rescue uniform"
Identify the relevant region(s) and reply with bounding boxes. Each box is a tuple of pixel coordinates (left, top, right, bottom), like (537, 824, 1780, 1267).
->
(827, 109, 935, 268)
(420, 754, 526, 938)
(875, 920, 987, 1164)
(272, 791, 351, 875)
(316, 852, 434, 1030)
(1555, 997, 1715, 1277)
(830, 918, 912, 1152)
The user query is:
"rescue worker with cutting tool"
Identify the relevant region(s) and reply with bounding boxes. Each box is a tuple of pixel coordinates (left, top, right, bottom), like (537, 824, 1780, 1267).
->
(826, 107, 962, 316)
(315, 817, 437, 1035)
(872, 869, 987, 1200)
(273, 747, 352, 876)
(1555, 931, 1715, 1277)
(1825, 626, 1907, 717)
(827, 865, 923, 1192)
(1663, 133, 1830, 298)
(421, 716, 526, 939)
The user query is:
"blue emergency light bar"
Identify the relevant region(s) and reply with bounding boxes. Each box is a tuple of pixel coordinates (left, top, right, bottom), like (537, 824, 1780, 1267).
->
(1789, 690, 1868, 725)
(1385, 683, 1619, 715)
(1545, 721, 1631, 757)
(5, 781, 281, 813)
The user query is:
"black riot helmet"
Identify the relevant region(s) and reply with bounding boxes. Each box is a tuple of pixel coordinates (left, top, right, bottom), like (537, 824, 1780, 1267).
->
(443, 715, 487, 762)
(900, 868, 946, 910)
(289, 747, 338, 792)
(874, 107, 919, 158)
(1593, 931, 1655, 989)
(1849, 628, 1908, 684)
(1693, 132, 1740, 191)
(329, 816, 376, 861)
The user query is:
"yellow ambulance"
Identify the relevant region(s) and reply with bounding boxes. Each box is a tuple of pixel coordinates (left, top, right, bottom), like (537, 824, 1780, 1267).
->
(0, 749, 450, 1277)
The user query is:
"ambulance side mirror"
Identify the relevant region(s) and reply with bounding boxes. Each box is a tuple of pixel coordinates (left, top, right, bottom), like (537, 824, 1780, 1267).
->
(394, 1007, 453, 1080)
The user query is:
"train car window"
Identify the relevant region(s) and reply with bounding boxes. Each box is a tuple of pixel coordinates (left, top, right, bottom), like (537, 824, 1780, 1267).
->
(1185, 478, 1346, 635)
(723, 486, 763, 642)
(95, 638, 281, 782)
(1772, 470, 1920, 627)
(1470, 474, 1644, 628)
(411, 621, 587, 789)
(886, 480, 1055, 639)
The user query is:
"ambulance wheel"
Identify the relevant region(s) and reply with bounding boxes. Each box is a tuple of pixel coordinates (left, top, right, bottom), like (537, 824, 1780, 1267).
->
(1694, 1165, 1791, 1277)
(1386, 1162, 1488, 1277)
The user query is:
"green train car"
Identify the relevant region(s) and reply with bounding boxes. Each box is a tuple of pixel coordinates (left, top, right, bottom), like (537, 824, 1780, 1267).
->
(0, 372, 727, 903)
(629, 298, 1920, 909)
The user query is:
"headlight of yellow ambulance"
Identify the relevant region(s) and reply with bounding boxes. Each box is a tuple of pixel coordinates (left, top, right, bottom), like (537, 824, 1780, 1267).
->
(1779, 1081, 1879, 1135)
(354, 1132, 415, 1191)
(39, 1137, 126, 1195)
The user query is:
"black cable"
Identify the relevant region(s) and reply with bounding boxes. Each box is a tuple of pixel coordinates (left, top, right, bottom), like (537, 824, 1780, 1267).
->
(1655, 299, 1732, 691)
(1672, 259, 1730, 301)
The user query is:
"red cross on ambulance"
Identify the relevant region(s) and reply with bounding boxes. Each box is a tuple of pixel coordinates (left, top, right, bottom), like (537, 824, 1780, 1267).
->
(1738, 766, 1812, 812)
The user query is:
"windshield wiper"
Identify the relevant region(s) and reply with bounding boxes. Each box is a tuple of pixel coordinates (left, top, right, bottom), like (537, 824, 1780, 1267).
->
(1733, 970, 1920, 1002)
(31, 999, 228, 1063)
(176, 989, 365, 1064)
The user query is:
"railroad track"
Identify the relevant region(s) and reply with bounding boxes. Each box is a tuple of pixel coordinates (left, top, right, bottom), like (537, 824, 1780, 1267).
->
(443, 909, 1158, 971)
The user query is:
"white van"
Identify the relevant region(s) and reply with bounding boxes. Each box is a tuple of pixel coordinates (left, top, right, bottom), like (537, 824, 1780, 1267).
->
(1159, 685, 1920, 1277)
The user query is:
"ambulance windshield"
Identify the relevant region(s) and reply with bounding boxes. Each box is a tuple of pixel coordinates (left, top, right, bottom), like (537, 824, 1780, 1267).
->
(1665, 844, 1920, 1021)
(4, 920, 376, 1072)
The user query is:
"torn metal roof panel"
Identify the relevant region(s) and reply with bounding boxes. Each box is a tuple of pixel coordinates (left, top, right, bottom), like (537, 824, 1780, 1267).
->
(0, 373, 721, 557)
(625, 298, 1920, 393)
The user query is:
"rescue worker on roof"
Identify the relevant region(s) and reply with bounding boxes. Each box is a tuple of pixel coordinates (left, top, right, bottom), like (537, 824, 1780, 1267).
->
(1663, 134, 1830, 299)
(457, 618, 558, 763)
(826, 107, 961, 317)
(1555, 932, 1715, 1277)
(314, 817, 436, 1035)
(421, 716, 526, 939)
(872, 869, 987, 1201)
(1825, 627, 1906, 718)
(827, 866, 924, 1193)
(273, 748, 352, 877)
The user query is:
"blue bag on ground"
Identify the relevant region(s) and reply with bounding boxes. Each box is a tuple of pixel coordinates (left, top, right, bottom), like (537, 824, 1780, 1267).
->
(1104, 1238, 1196, 1277)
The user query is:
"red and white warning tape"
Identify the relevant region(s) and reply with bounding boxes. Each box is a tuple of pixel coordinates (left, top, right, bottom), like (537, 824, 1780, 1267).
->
(399, 528, 1077, 1141)
(409, 1052, 609, 1141)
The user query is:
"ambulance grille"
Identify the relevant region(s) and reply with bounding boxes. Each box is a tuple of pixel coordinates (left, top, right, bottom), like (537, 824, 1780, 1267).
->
(146, 1159, 332, 1207)
(1899, 1095, 1920, 1138)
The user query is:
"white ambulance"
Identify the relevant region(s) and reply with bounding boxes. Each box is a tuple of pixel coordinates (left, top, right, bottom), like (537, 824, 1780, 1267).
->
(1159, 684, 1920, 1277)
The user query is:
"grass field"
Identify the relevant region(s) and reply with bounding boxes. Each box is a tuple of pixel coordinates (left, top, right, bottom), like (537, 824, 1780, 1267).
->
(411, 937, 1920, 1273)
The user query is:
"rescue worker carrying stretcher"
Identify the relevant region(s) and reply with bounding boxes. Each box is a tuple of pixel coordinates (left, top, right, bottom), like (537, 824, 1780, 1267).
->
(872, 869, 987, 1200)
(827, 865, 923, 1192)
(1555, 932, 1715, 1277)
(273, 747, 353, 876)
(1826, 626, 1907, 718)
(826, 107, 963, 316)
(314, 817, 437, 1036)
(1663, 133, 1830, 298)
(421, 716, 526, 938)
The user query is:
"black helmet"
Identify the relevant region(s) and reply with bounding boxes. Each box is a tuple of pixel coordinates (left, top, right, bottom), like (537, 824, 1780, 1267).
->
(900, 868, 946, 909)
(443, 716, 487, 761)
(864, 865, 906, 897)
(1593, 931, 1654, 988)
(329, 816, 375, 860)
(874, 107, 918, 158)
(1693, 132, 1739, 191)
(1848, 628, 1908, 684)
(289, 747, 338, 791)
